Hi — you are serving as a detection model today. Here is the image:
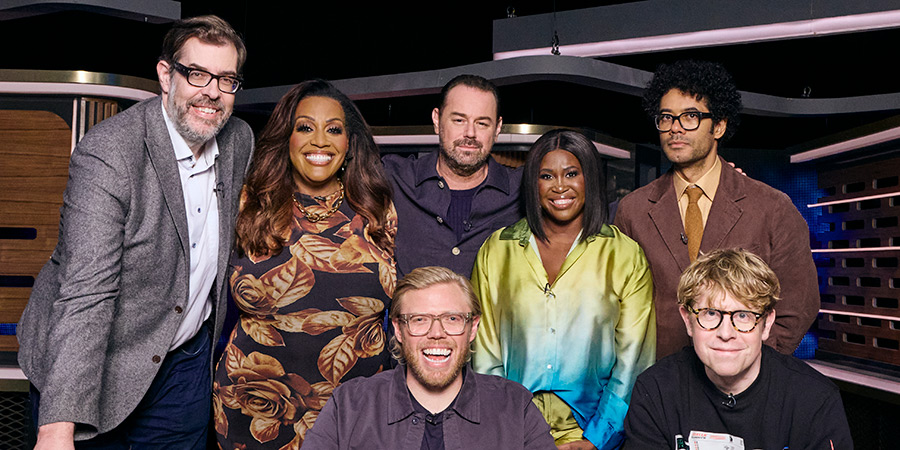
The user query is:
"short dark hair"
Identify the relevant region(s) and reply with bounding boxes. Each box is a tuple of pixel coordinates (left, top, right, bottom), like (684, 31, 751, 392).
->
(160, 15, 247, 74)
(643, 60, 742, 142)
(522, 129, 608, 242)
(438, 74, 501, 119)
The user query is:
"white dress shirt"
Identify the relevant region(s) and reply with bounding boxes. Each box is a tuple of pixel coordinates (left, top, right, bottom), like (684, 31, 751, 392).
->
(161, 103, 219, 351)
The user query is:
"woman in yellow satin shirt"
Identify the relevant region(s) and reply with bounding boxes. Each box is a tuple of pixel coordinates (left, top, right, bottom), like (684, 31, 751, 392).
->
(471, 129, 655, 450)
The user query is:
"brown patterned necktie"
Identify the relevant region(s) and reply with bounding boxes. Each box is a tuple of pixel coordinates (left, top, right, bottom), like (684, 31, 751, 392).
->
(685, 185, 704, 261)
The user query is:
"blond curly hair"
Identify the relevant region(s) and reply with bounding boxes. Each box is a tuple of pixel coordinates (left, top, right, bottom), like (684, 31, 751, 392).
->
(677, 248, 781, 312)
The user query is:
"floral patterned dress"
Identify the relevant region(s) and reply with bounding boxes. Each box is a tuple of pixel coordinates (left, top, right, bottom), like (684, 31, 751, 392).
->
(213, 190, 396, 450)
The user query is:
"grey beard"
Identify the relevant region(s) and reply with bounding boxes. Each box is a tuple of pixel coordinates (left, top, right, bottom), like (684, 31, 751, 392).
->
(166, 81, 230, 149)
(173, 118, 215, 148)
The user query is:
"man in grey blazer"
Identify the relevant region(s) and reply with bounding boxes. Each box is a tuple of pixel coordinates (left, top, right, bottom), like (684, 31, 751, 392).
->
(17, 15, 253, 449)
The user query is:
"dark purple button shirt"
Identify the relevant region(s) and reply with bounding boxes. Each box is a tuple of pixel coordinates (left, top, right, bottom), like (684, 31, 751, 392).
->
(302, 365, 556, 450)
(383, 151, 523, 278)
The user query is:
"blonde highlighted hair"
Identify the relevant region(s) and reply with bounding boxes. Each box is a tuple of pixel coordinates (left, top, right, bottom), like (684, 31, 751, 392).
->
(389, 266, 481, 364)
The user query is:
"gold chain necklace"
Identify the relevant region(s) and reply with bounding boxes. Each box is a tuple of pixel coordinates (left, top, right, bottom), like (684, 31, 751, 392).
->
(292, 179, 345, 223)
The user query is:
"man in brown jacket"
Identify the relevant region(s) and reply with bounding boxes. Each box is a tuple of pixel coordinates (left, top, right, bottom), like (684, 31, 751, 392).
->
(614, 60, 818, 359)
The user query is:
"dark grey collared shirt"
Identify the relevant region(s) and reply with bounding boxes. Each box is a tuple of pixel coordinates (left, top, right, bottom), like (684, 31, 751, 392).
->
(303, 365, 555, 450)
(383, 151, 523, 278)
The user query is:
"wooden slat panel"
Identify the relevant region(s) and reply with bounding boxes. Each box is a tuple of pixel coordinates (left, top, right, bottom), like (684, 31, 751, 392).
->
(0, 252, 47, 275)
(0, 178, 70, 203)
(818, 315, 900, 365)
(0, 141, 70, 177)
(0, 335, 20, 353)
(0, 109, 71, 345)
(817, 159, 900, 203)
(0, 110, 70, 131)
(0, 206, 61, 226)
(492, 151, 526, 168)
(0, 288, 30, 324)
(815, 157, 900, 367)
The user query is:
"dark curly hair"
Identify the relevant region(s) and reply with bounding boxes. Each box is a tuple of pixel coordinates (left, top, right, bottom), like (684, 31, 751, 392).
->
(642, 60, 742, 142)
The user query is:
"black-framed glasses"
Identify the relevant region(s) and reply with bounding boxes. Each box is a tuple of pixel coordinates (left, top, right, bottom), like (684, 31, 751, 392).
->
(170, 61, 243, 94)
(653, 111, 714, 132)
(398, 313, 474, 336)
(685, 305, 765, 333)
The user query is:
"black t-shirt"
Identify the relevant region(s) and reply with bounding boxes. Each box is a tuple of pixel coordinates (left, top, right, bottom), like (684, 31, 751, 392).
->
(623, 346, 853, 449)
(448, 185, 479, 242)
(408, 372, 465, 450)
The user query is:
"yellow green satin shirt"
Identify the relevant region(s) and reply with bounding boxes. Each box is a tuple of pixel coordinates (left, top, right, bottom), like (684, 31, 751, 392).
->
(472, 219, 656, 450)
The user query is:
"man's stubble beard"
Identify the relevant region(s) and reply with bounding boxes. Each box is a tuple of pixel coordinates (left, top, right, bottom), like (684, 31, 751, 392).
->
(439, 137, 491, 178)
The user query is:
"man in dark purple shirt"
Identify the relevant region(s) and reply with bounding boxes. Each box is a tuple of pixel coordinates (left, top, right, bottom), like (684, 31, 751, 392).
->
(383, 75, 522, 278)
(303, 266, 554, 449)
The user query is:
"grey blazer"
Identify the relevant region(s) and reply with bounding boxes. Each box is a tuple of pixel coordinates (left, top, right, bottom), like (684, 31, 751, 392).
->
(17, 96, 254, 439)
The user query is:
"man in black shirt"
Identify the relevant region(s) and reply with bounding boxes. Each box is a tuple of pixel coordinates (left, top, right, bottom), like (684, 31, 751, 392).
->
(624, 248, 852, 449)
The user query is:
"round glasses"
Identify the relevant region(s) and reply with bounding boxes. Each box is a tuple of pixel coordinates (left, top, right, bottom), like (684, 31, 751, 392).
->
(653, 111, 714, 132)
(398, 313, 473, 336)
(685, 305, 765, 333)
(170, 61, 243, 94)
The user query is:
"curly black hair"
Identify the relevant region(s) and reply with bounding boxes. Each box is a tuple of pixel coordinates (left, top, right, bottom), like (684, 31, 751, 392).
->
(642, 60, 743, 142)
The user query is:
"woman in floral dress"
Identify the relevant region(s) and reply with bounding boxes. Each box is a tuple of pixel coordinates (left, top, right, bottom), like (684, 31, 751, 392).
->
(213, 79, 395, 449)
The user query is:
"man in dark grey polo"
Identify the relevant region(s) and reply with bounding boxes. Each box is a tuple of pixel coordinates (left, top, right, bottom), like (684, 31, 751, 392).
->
(383, 75, 522, 277)
(303, 266, 554, 449)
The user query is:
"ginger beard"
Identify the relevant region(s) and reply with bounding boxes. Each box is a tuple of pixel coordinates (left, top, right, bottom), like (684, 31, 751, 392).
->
(393, 283, 480, 391)
(402, 333, 469, 390)
(395, 282, 478, 392)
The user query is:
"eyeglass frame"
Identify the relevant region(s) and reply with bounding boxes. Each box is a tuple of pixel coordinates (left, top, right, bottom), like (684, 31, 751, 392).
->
(684, 304, 766, 333)
(169, 61, 244, 94)
(652, 111, 715, 132)
(397, 312, 475, 336)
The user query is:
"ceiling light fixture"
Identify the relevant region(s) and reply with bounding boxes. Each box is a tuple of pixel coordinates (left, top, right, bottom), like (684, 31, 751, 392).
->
(790, 126, 900, 163)
(494, 10, 900, 60)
